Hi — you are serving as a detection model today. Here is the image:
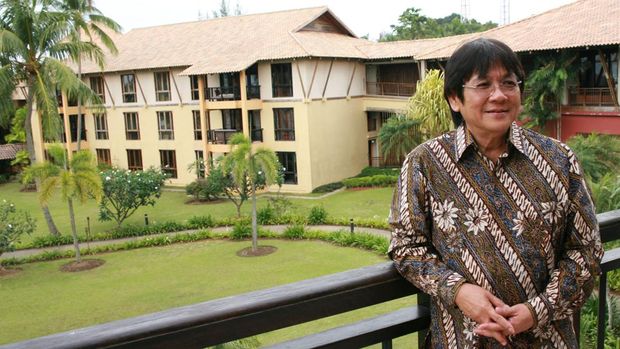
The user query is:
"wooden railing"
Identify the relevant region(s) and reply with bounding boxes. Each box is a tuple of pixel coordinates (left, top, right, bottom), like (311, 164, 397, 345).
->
(568, 87, 616, 107)
(3, 209, 620, 349)
(366, 82, 416, 97)
(206, 86, 241, 101)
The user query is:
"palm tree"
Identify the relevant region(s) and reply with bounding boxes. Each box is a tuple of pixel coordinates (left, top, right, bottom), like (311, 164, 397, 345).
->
(220, 133, 280, 252)
(23, 144, 102, 262)
(58, 0, 121, 150)
(378, 115, 422, 165)
(0, 0, 104, 235)
(407, 69, 453, 138)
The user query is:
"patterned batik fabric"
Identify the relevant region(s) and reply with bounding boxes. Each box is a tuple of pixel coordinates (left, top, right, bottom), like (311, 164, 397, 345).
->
(389, 123, 603, 349)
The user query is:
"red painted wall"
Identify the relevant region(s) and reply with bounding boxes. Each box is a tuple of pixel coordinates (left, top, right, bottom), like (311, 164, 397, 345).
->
(559, 110, 620, 141)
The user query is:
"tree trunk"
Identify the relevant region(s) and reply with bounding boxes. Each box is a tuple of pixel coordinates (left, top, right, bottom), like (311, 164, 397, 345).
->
(67, 198, 81, 262)
(76, 33, 83, 150)
(24, 76, 61, 236)
(251, 183, 258, 252)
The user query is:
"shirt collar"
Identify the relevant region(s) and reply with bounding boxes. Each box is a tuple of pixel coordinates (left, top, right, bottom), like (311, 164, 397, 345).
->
(454, 122, 528, 161)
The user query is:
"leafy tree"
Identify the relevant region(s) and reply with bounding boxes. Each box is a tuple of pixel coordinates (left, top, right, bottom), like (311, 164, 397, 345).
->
(567, 133, 620, 182)
(99, 168, 168, 227)
(0, 199, 36, 265)
(521, 52, 578, 130)
(211, 0, 241, 18)
(380, 8, 496, 41)
(377, 115, 421, 165)
(4, 106, 26, 143)
(408, 69, 453, 138)
(22, 144, 102, 262)
(58, 0, 121, 149)
(0, 0, 105, 236)
(220, 133, 280, 252)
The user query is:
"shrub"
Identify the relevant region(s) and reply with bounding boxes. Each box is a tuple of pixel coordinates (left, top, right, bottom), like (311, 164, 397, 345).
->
(308, 206, 328, 225)
(567, 133, 620, 182)
(31, 234, 73, 248)
(0, 200, 36, 256)
(589, 173, 620, 214)
(342, 175, 397, 188)
(283, 224, 305, 239)
(356, 167, 400, 178)
(312, 182, 344, 193)
(185, 179, 222, 202)
(257, 205, 276, 225)
(230, 222, 251, 240)
(188, 215, 215, 229)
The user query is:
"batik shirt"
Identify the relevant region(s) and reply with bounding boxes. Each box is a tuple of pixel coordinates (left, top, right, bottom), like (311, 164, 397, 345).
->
(389, 123, 603, 348)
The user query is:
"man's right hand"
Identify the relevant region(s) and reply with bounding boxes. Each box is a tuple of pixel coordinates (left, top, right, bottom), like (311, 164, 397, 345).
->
(455, 283, 514, 346)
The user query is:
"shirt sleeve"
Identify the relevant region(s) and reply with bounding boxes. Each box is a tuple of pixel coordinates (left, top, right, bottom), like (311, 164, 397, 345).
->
(389, 151, 466, 309)
(526, 149, 604, 331)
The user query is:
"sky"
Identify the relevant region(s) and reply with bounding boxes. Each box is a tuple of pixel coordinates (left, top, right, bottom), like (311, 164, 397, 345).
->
(95, 0, 576, 41)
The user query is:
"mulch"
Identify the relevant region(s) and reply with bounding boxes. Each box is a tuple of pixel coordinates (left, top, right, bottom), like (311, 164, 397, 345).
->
(59, 259, 106, 272)
(0, 267, 22, 277)
(236, 246, 278, 257)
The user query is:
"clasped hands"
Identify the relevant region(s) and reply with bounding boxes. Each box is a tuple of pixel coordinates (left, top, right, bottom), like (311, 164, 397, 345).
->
(454, 283, 534, 346)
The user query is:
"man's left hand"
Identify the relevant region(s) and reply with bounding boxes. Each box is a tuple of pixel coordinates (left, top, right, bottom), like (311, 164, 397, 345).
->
(475, 303, 534, 338)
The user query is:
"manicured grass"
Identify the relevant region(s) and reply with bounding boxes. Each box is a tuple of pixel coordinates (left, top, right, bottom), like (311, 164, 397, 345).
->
(0, 239, 416, 347)
(0, 182, 393, 246)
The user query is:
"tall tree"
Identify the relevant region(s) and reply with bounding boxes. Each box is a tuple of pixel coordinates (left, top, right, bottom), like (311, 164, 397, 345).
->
(380, 8, 496, 41)
(220, 133, 280, 252)
(0, 0, 104, 236)
(407, 69, 453, 138)
(377, 115, 421, 165)
(58, 0, 121, 150)
(23, 144, 102, 262)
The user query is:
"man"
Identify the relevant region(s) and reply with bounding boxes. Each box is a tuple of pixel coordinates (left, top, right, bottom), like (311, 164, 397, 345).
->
(389, 38, 603, 348)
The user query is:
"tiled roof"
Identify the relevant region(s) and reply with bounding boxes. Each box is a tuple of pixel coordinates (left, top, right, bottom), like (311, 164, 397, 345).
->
(357, 33, 478, 60)
(417, 0, 620, 59)
(0, 143, 25, 160)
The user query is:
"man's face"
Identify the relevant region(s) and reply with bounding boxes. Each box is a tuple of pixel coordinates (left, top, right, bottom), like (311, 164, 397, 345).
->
(448, 65, 522, 139)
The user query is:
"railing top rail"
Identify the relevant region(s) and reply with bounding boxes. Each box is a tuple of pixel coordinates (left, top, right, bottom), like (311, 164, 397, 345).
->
(599, 209, 620, 243)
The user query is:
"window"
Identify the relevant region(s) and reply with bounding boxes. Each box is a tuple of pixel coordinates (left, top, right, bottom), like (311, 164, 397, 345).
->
(367, 112, 378, 132)
(192, 110, 202, 140)
(190, 76, 201, 100)
(249, 110, 262, 142)
(157, 111, 174, 140)
(271, 63, 293, 97)
(222, 109, 242, 130)
(90, 76, 105, 103)
(273, 108, 295, 141)
(121, 74, 137, 103)
(94, 113, 109, 140)
(195, 150, 205, 178)
(60, 114, 86, 142)
(276, 152, 297, 184)
(96, 149, 111, 166)
(154, 71, 171, 101)
(124, 112, 140, 140)
(160, 150, 177, 178)
(126, 149, 143, 171)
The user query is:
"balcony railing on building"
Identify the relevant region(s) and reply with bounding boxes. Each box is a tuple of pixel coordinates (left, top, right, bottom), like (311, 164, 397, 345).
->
(207, 86, 240, 101)
(568, 87, 616, 107)
(6, 209, 620, 349)
(366, 82, 416, 97)
(207, 129, 240, 144)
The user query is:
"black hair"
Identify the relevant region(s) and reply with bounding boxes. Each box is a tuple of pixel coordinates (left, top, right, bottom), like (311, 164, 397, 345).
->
(443, 38, 525, 127)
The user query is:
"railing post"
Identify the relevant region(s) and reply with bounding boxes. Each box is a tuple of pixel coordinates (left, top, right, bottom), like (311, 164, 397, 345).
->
(381, 340, 393, 349)
(597, 271, 607, 349)
(418, 292, 430, 348)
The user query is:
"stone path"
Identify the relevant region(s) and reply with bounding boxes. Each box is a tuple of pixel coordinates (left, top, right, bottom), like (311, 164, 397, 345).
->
(1, 224, 391, 260)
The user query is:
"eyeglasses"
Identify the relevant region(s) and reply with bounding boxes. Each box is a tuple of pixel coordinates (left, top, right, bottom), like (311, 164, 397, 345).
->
(462, 80, 522, 97)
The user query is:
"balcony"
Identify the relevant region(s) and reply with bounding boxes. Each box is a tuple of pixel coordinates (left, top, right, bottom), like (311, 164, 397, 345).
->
(366, 82, 416, 97)
(569, 87, 616, 107)
(251, 128, 263, 142)
(207, 86, 241, 101)
(207, 129, 240, 144)
(6, 209, 620, 349)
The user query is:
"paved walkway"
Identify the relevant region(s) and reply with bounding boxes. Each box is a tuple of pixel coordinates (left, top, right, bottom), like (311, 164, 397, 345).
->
(1, 225, 391, 260)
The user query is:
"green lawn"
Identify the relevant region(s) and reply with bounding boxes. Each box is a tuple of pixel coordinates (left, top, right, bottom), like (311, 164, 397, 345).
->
(0, 181, 393, 246)
(0, 239, 417, 347)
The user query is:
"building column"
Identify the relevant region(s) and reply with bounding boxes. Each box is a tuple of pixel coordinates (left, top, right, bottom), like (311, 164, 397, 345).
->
(198, 75, 210, 174)
(240, 70, 250, 138)
(419, 60, 427, 80)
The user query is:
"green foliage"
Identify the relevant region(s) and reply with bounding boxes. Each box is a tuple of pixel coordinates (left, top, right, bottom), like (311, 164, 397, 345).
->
(4, 107, 26, 143)
(312, 182, 344, 193)
(567, 133, 620, 182)
(283, 224, 305, 239)
(230, 222, 251, 240)
(99, 168, 168, 227)
(380, 8, 496, 41)
(10, 150, 30, 167)
(522, 52, 577, 130)
(211, 337, 260, 349)
(590, 173, 620, 214)
(408, 69, 453, 138)
(377, 115, 421, 163)
(31, 234, 73, 248)
(342, 175, 398, 188)
(308, 206, 328, 225)
(188, 215, 215, 229)
(579, 293, 620, 348)
(356, 167, 400, 178)
(185, 178, 223, 202)
(0, 200, 36, 257)
(256, 205, 276, 225)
